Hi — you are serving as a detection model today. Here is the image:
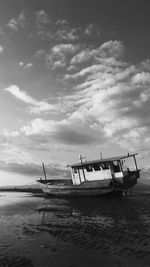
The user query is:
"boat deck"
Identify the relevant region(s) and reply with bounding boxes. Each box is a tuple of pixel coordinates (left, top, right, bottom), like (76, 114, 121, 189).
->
(37, 179, 73, 185)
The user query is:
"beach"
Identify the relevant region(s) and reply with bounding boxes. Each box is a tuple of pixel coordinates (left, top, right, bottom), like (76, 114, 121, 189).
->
(0, 192, 150, 266)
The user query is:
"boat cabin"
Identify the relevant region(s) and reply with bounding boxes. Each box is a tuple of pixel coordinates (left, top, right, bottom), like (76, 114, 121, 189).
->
(68, 154, 139, 185)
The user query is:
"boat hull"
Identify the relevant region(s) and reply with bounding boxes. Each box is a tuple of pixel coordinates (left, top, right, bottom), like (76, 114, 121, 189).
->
(37, 170, 140, 197)
(37, 179, 122, 197)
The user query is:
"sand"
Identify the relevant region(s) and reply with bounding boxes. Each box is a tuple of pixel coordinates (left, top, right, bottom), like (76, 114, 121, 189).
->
(0, 192, 150, 266)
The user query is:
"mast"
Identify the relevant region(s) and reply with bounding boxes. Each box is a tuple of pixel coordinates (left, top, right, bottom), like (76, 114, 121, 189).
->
(79, 154, 86, 181)
(133, 155, 138, 170)
(42, 162, 47, 182)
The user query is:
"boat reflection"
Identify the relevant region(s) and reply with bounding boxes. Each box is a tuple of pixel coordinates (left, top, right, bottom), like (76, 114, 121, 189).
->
(36, 197, 116, 223)
(35, 195, 150, 256)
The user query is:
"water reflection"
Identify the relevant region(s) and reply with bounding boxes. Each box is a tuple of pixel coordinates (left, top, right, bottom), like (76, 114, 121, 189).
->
(34, 195, 150, 257)
(1, 192, 150, 266)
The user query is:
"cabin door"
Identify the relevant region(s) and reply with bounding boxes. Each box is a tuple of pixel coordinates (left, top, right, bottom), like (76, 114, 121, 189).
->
(79, 168, 85, 183)
(72, 167, 85, 185)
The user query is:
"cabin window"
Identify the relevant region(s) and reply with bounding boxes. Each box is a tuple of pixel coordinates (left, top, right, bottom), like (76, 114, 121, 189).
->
(85, 165, 93, 172)
(93, 164, 101, 171)
(113, 161, 120, 172)
(73, 168, 78, 174)
(100, 163, 109, 170)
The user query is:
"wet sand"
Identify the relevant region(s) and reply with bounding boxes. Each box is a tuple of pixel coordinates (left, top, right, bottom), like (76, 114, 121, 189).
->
(0, 192, 150, 266)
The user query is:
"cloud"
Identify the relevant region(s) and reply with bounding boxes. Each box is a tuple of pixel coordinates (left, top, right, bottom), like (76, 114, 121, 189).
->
(35, 19, 101, 44)
(34, 49, 47, 61)
(62, 41, 150, 151)
(55, 19, 81, 42)
(132, 72, 150, 85)
(7, 18, 18, 31)
(19, 62, 32, 69)
(2, 115, 105, 155)
(17, 11, 26, 27)
(47, 43, 80, 70)
(54, 22, 101, 43)
(5, 39, 150, 151)
(7, 11, 26, 31)
(56, 19, 68, 27)
(34, 27, 124, 74)
(99, 40, 124, 59)
(84, 23, 101, 38)
(36, 30, 53, 41)
(35, 10, 50, 29)
(70, 49, 93, 65)
(3, 33, 150, 155)
(19, 118, 103, 145)
(0, 45, 4, 53)
(55, 28, 80, 42)
(4, 85, 56, 114)
(35, 44, 80, 70)
(35, 17, 80, 43)
(70, 40, 124, 66)
(0, 160, 70, 178)
(0, 134, 71, 177)
(0, 142, 33, 163)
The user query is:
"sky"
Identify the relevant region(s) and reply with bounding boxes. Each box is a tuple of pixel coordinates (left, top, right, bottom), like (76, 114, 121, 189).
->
(0, 0, 150, 185)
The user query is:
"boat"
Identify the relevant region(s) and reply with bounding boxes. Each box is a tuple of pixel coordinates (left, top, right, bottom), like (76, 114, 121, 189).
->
(37, 153, 140, 197)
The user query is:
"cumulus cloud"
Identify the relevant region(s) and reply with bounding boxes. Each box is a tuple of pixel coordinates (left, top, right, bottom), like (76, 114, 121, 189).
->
(35, 44, 80, 70)
(35, 10, 50, 29)
(47, 43, 80, 70)
(62, 40, 150, 151)
(34, 27, 124, 73)
(7, 18, 18, 31)
(132, 72, 150, 85)
(55, 28, 80, 42)
(7, 118, 103, 147)
(5, 39, 150, 151)
(0, 142, 33, 164)
(0, 160, 70, 178)
(55, 19, 81, 42)
(35, 18, 80, 43)
(4, 85, 56, 114)
(7, 11, 26, 31)
(19, 62, 32, 69)
(99, 40, 124, 59)
(35, 19, 100, 44)
(1, 108, 106, 164)
(3, 34, 150, 158)
(70, 40, 124, 66)
(84, 23, 101, 38)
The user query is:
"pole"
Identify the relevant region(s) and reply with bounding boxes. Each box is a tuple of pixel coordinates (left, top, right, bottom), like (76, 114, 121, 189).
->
(42, 162, 47, 182)
(133, 155, 138, 171)
(79, 155, 86, 182)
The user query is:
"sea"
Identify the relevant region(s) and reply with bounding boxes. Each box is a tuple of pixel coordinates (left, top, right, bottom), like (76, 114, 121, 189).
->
(0, 191, 150, 267)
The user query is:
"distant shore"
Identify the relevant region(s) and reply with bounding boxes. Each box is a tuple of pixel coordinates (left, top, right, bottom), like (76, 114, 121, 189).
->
(0, 187, 42, 193)
(0, 181, 150, 195)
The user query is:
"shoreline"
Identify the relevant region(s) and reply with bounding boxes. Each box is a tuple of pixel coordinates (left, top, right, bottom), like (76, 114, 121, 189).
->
(0, 188, 42, 193)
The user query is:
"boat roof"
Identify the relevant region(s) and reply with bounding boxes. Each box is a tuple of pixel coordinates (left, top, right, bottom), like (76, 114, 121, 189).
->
(69, 153, 137, 168)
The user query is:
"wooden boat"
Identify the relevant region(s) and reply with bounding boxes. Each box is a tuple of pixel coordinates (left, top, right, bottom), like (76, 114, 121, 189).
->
(37, 153, 140, 197)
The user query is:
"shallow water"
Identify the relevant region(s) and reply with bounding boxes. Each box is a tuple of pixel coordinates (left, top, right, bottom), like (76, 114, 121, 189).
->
(0, 192, 150, 266)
